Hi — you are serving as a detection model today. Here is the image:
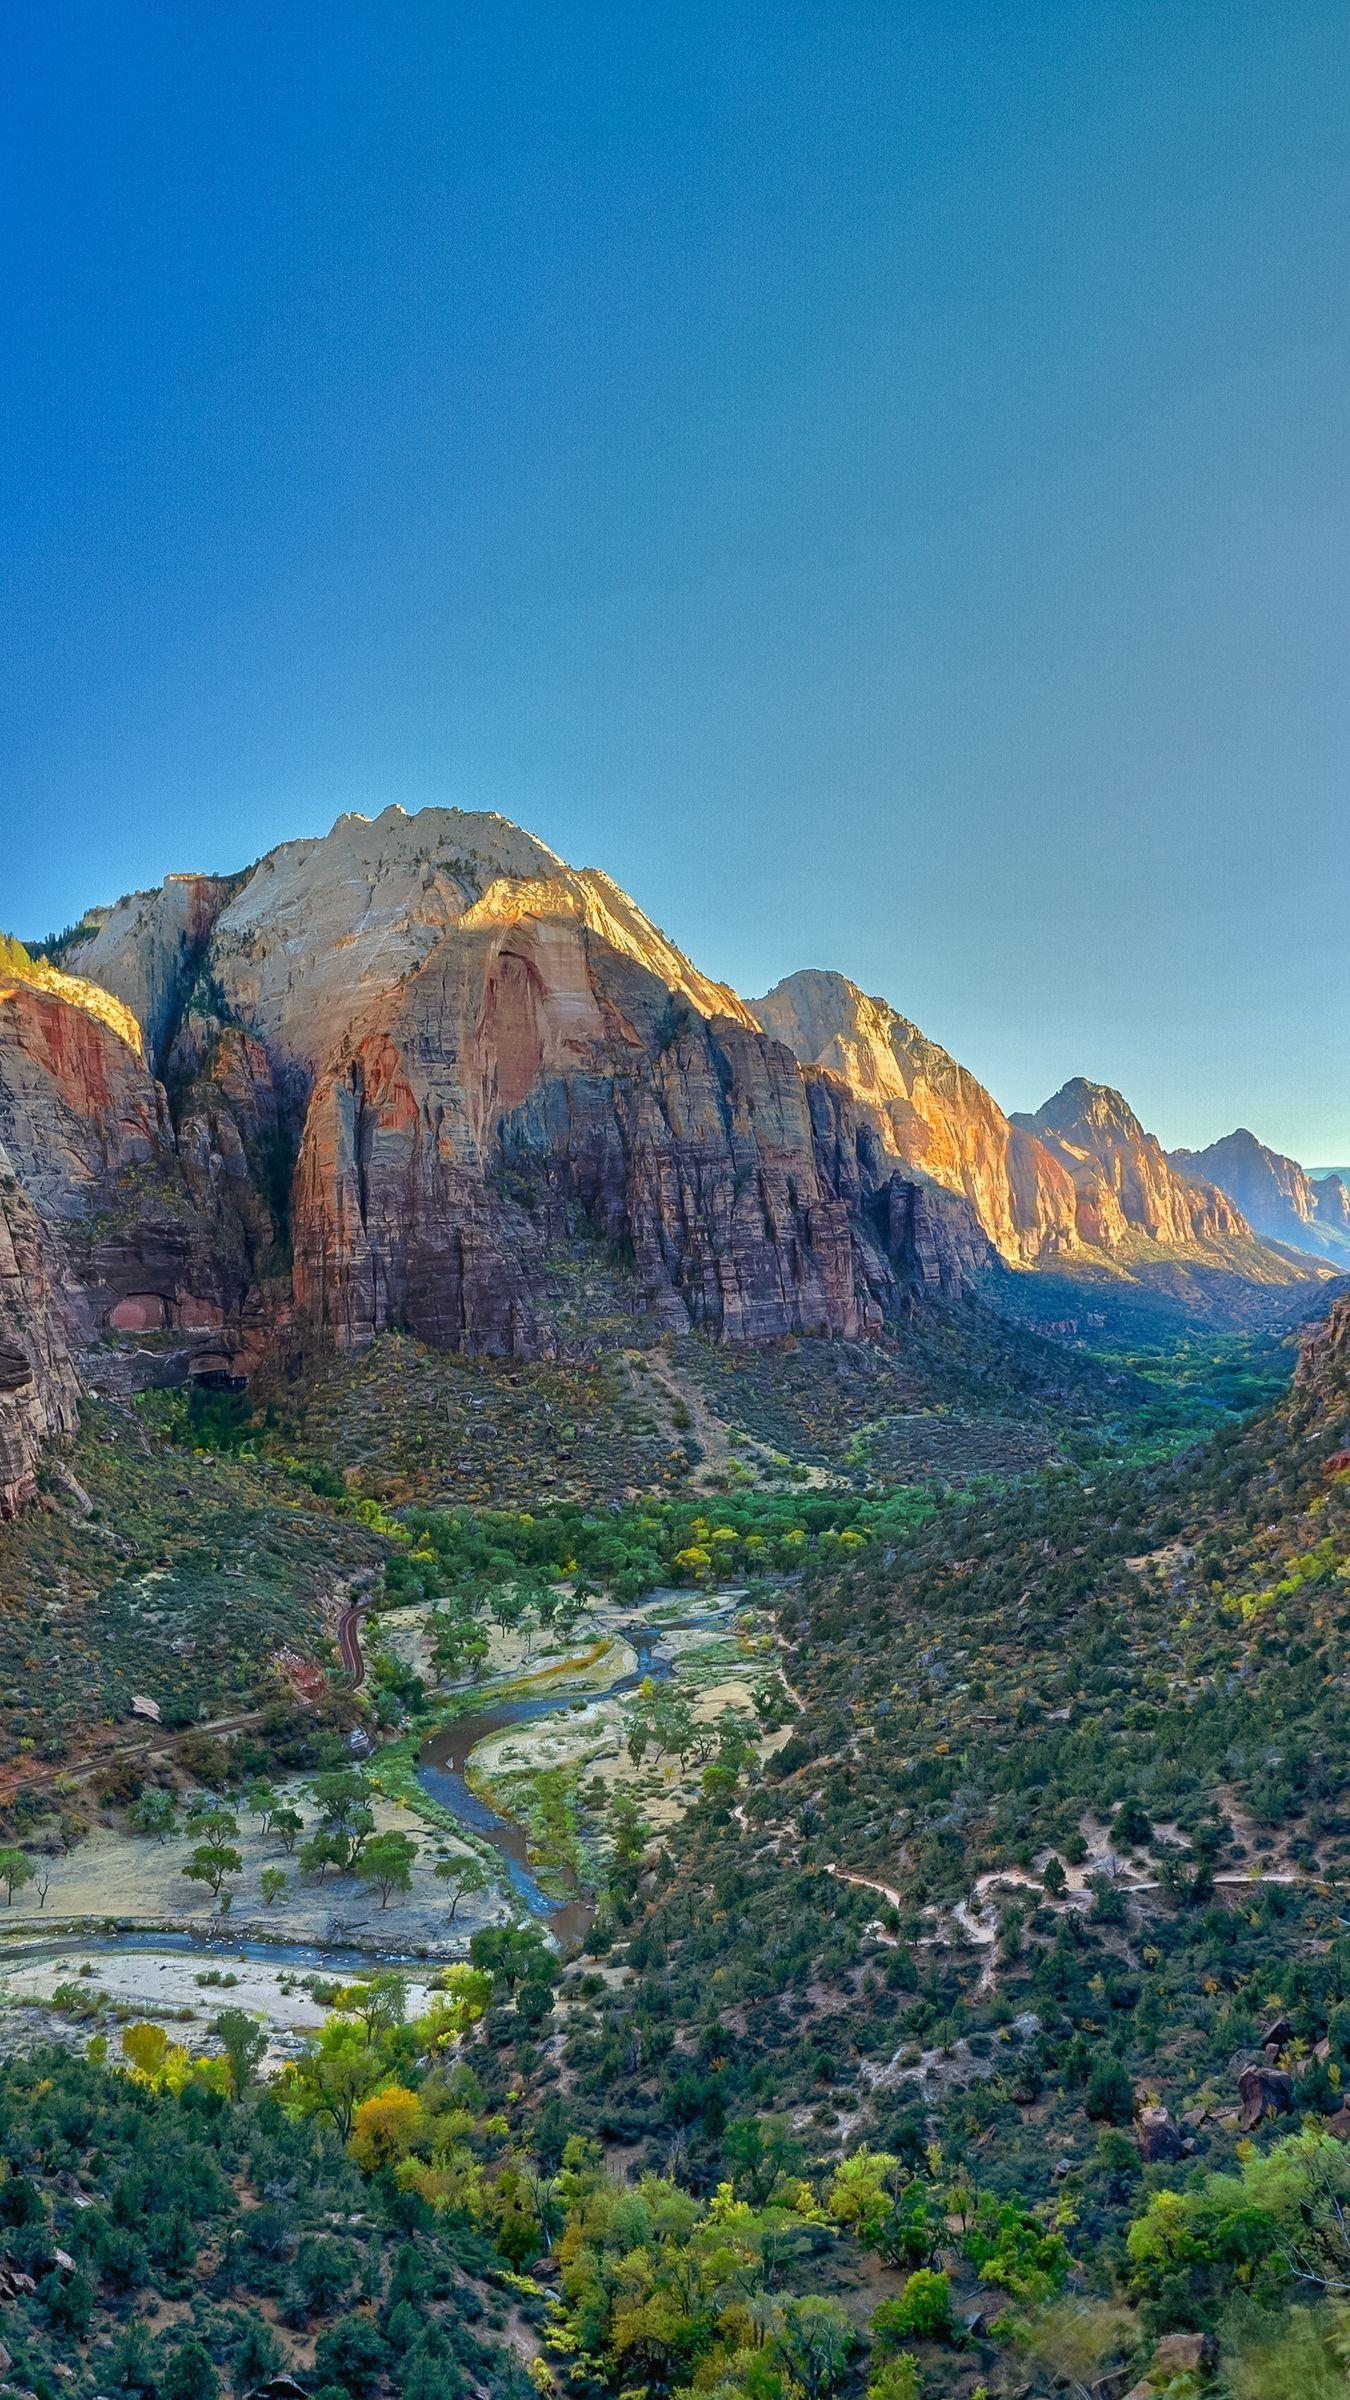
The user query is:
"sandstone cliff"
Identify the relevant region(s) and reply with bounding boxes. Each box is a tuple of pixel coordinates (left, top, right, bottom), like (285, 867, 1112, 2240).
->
(9, 801, 1313, 1482)
(753, 969, 1080, 1263)
(0, 945, 276, 1356)
(751, 970, 1281, 1276)
(86, 807, 758, 1106)
(291, 880, 988, 1352)
(0, 1144, 81, 1516)
(1294, 1289, 1350, 1440)
(1020, 1080, 1248, 1254)
(1173, 1129, 1350, 1267)
(64, 873, 243, 1069)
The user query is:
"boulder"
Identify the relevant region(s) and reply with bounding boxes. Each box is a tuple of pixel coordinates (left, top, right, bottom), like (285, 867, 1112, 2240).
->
(1136, 2105, 1183, 2163)
(1153, 2330, 1214, 2375)
(1238, 2064, 1295, 2130)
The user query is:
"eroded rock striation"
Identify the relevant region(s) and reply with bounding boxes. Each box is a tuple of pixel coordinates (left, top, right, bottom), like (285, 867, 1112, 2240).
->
(0, 1145, 81, 1516)
(291, 880, 987, 1351)
(1020, 1079, 1247, 1254)
(752, 971, 1270, 1272)
(753, 969, 1080, 1263)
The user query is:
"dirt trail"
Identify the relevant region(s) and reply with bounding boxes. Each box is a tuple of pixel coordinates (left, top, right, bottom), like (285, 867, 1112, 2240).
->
(634, 1348, 736, 1482)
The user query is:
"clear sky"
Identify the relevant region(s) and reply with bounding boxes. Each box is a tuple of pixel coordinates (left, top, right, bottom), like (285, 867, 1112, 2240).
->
(2, 3, 1348, 1161)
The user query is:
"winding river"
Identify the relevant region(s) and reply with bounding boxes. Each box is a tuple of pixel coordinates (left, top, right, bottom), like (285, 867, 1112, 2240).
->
(415, 1619, 679, 1948)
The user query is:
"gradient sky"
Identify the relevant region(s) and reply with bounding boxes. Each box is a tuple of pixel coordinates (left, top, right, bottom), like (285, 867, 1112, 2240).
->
(2, 3, 1348, 1161)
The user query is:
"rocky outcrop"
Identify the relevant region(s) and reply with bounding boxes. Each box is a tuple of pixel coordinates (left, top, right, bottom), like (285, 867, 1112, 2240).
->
(1296, 1291, 1350, 1409)
(1173, 1128, 1350, 1266)
(1019, 1080, 1250, 1253)
(0, 952, 269, 1352)
(27, 800, 1311, 1424)
(0, 1147, 82, 1515)
(179, 807, 757, 1106)
(292, 882, 989, 1352)
(64, 873, 242, 1070)
(0, 969, 170, 1221)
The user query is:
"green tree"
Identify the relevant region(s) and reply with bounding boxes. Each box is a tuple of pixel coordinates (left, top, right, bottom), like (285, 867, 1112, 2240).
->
(725, 2114, 803, 2208)
(294, 2234, 354, 2315)
(1085, 2057, 1135, 2126)
(214, 2007, 267, 2099)
(161, 2340, 220, 2400)
(183, 1842, 242, 1900)
(312, 2316, 387, 2398)
(271, 1806, 304, 1853)
(873, 2271, 956, 2345)
(129, 1786, 177, 1841)
(433, 1850, 491, 1920)
(354, 1830, 418, 1907)
(232, 2316, 285, 2396)
(0, 1848, 34, 1904)
(776, 2297, 854, 2400)
(284, 2019, 383, 2141)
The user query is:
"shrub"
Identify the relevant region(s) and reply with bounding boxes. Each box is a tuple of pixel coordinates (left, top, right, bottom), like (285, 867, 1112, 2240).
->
(873, 2269, 956, 2346)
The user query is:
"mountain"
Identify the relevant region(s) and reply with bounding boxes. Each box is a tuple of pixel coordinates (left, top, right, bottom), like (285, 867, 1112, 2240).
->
(0, 805, 1325, 1507)
(0, 811, 997, 1506)
(753, 969, 1295, 1282)
(1172, 1126, 1350, 1266)
(1019, 1077, 1247, 1251)
(752, 969, 1081, 1262)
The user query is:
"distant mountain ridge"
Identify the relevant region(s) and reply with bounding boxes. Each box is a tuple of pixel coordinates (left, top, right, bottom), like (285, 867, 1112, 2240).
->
(0, 803, 1326, 1510)
(1171, 1127, 1350, 1267)
(754, 969, 1281, 1277)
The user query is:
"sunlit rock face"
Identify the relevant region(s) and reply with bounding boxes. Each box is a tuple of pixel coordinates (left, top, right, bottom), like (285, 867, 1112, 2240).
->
(1173, 1128, 1350, 1266)
(65, 874, 243, 1071)
(5, 796, 1312, 1509)
(0, 969, 169, 1220)
(291, 881, 987, 1352)
(1022, 1080, 1246, 1252)
(0, 955, 274, 1356)
(166, 806, 757, 1105)
(58, 810, 988, 1361)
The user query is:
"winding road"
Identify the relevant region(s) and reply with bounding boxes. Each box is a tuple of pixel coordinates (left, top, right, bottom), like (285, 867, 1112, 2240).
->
(336, 1594, 375, 1685)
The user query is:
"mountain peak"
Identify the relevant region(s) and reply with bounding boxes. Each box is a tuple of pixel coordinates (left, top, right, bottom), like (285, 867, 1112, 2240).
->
(1172, 1126, 1350, 1266)
(1032, 1077, 1147, 1142)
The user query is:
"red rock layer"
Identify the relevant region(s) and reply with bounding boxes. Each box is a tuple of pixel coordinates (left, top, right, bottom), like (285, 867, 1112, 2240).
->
(292, 895, 989, 1353)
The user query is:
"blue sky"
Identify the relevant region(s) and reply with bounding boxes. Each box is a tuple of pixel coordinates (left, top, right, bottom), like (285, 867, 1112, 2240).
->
(2, 2, 1347, 1158)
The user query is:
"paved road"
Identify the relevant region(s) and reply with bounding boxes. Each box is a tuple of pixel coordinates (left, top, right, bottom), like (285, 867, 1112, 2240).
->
(336, 1596, 374, 1685)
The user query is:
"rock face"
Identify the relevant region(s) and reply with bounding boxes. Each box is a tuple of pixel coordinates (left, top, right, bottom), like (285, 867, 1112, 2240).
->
(753, 971, 1268, 1271)
(1021, 1080, 1247, 1252)
(1296, 1290, 1350, 1408)
(64, 873, 243, 1070)
(0, 966, 170, 1220)
(1173, 1128, 1350, 1266)
(292, 880, 987, 1351)
(94, 807, 759, 1107)
(0, 947, 275, 1363)
(755, 971, 1082, 1264)
(0, 1146, 81, 1516)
